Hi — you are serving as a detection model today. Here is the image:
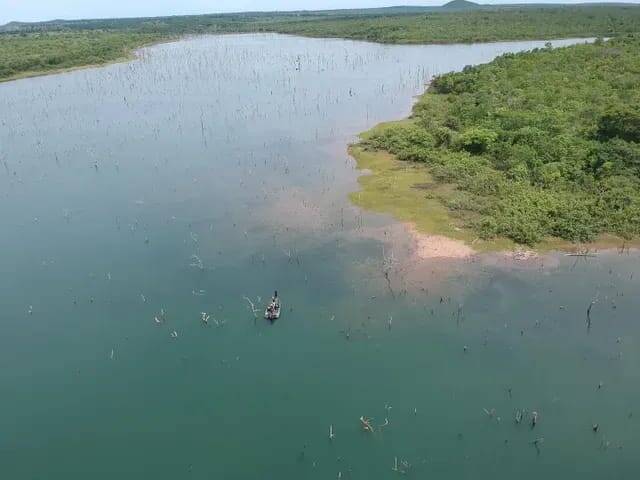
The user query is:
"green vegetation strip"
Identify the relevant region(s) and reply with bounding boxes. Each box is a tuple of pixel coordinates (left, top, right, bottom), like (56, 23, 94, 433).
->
(358, 36, 640, 246)
(0, 31, 166, 81)
(271, 7, 640, 44)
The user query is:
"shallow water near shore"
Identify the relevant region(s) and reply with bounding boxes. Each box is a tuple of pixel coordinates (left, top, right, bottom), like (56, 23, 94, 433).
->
(1, 34, 638, 479)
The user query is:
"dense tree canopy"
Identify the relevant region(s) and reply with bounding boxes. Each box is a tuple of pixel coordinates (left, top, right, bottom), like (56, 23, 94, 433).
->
(363, 36, 640, 244)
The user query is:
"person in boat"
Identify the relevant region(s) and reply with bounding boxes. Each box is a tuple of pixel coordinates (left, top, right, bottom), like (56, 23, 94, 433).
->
(265, 291, 279, 319)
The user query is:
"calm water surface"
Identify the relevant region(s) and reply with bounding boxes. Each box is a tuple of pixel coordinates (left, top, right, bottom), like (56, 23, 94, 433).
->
(1, 34, 638, 479)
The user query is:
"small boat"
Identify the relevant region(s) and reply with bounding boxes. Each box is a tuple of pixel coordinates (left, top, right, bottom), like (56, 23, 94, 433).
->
(264, 291, 281, 321)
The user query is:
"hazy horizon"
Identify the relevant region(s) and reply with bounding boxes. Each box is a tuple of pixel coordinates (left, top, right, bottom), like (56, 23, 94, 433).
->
(1, 0, 638, 26)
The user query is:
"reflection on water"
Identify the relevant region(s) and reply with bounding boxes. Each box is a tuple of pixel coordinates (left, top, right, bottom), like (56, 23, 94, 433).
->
(1, 34, 638, 479)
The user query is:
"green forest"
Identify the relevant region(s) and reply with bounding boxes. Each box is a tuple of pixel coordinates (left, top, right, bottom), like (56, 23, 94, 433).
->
(0, 31, 164, 81)
(269, 7, 640, 43)
(2, 5, 640, 81)
(362, 35, 640, 245)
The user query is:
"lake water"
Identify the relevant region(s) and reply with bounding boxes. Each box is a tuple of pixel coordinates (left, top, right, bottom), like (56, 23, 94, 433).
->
(1, 34, 638, 479)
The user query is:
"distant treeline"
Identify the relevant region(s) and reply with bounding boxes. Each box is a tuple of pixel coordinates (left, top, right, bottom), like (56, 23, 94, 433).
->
(363, 35, 640, 244)
(3, 5, 640, 40)
(266, 7, 640, 43)
(2, 5, 640, 81)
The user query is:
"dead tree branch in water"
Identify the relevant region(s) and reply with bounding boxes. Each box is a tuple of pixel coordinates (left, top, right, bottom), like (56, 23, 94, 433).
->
(587, 292, 600, 333)
(243, 296, 259, 320)
(382, 247, 397, 299)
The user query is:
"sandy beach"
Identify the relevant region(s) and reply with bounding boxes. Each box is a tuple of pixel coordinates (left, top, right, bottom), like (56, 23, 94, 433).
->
(406, 223, 476, 259)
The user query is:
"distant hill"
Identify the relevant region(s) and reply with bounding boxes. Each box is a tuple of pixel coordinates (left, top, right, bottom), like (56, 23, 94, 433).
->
(0, 21, 21, 31)
(442, 0, 481, 10)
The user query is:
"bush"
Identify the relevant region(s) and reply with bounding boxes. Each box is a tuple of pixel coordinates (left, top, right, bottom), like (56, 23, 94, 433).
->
(457, 127, 498, 154)
(590, 138, 640, 177)
(597, 106, 640, 143)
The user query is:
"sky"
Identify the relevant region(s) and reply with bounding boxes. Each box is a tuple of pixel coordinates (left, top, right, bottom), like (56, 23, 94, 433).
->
(1, 0, 637, 25)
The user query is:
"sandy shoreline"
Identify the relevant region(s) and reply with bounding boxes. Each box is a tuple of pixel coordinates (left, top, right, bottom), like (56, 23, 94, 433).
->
(406, 223, 476, 259)
(405, 221, 638, 264)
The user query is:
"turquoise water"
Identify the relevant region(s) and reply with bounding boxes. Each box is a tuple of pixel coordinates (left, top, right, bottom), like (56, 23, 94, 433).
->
(1, 34, 638, 479)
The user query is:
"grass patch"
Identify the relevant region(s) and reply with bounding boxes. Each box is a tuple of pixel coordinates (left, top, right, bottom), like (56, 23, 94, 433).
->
(349, 125, 515, 252)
